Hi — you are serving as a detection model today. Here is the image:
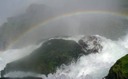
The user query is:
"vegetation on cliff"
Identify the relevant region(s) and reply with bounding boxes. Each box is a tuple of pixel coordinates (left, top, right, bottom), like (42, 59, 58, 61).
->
(105, 54, 128, 79)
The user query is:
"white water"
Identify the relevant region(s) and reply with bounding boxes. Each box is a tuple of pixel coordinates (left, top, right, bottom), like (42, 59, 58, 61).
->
(0, 43, 42, 71)
(1, 34, 128, 79)
(41, 35, 128, 79)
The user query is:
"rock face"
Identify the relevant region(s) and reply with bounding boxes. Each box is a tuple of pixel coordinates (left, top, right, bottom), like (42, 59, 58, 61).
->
(105, 54, 128, 79)
(1, 39, 86, 77)
(1, 36, 104, 78)
(78, 35, 103, 53)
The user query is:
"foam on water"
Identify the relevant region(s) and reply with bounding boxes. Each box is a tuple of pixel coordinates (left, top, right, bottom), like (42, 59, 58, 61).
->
(40, 35, 128, 79)
(1, 35, 128, 79)
(0, 43, 42, 71)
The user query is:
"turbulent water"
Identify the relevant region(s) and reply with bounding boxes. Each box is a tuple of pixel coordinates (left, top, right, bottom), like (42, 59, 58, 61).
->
(0, 34, 128, 79)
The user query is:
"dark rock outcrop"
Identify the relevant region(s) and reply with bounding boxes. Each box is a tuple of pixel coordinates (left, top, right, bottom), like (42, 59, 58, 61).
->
(78, 35, 103, 53)
(105, 54, 128, 79)
(1, 39, 86, 77)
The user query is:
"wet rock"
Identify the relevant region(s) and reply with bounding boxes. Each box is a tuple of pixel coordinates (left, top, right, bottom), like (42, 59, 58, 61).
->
(78, 35, 103, 53)
(1, 39, 86, 77)
(104, 54, 128, 79)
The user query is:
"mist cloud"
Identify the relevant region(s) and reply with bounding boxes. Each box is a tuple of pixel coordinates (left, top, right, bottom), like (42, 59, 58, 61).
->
(0, 0, 128, 48)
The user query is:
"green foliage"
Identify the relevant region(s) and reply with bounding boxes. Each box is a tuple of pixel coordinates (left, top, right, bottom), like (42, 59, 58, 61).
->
(105, 54, 128, 79)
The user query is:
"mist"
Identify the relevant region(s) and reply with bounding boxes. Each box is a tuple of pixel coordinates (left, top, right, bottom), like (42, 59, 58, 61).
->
(0, 0, 38, 25)
(0, 0, 128, 49)
(12, 13, 128, 48)
(0, 0, 128, 79)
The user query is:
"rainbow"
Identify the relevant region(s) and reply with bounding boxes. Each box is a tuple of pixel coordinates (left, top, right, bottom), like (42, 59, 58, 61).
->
(8, 10, 128, 49)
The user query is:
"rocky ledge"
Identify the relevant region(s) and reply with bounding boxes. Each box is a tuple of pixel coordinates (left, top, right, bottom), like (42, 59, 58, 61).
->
(1, 36, 103, 78)
(104, 54, 128, 79)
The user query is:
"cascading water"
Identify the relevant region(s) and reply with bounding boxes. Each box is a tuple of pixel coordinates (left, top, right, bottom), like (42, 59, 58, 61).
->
(0, 0, 128, 79)
(40, 35, 128, 79)
(0, 34, 128, 79)
(0, 44, 42, 72)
